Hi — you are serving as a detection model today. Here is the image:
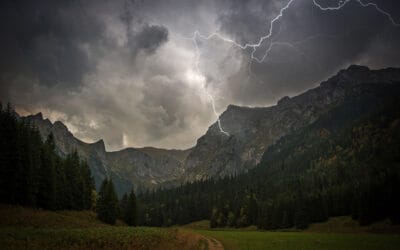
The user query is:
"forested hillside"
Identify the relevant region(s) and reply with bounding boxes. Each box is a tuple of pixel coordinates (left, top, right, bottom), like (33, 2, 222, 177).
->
(137, 82, 400, 229)
(0, 104, 95, 210)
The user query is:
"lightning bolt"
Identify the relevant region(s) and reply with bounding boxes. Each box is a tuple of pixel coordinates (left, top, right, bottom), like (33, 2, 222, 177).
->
(313, 0, 400, 27)
(190, 32, 230, 136)
(188, 0, 399, 136)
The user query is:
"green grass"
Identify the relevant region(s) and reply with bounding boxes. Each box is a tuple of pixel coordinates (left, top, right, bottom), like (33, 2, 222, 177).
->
(0, 226, 177, 250)
(195, 230, 400, 250)
(2, 206, 400, 250)
(0, 205, 181, 250)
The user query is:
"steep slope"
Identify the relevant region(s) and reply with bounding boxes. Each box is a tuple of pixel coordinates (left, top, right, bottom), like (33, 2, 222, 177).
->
(106, 147, 189, 189)
(183, 65, 400, 181)
(138, 78, 400, 228)
(24, 114, 191, 195)
(23, 113, 132, 195)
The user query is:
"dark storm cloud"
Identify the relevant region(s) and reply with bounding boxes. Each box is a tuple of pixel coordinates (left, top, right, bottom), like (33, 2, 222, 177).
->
(0, 0, 169, 93)
(1, 0, 400, 150)
(128, 24, 169, 56)
(211, 0, 400, 105)
(216, 0, 285, 44)
(0, 0, 102, 90)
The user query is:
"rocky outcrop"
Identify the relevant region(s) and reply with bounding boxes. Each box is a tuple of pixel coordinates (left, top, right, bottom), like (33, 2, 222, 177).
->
(24, 114, 191, 195)
(183, 65, 400, 181)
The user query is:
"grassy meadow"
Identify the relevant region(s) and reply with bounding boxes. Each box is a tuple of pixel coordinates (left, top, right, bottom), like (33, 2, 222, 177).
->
(190, 217, 400, 250)
(1, 227, 178, 250)
(195, 230, 400, 250)
(2, 205, 400, 250)
(0, 205, 202, 250)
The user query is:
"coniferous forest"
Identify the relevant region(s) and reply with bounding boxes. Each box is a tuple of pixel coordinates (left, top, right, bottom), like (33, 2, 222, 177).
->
(137, 84, 400, 229)
(1, 82, 400, 230)
(0, 103, 95, 210)
(0, 103, 138, 225)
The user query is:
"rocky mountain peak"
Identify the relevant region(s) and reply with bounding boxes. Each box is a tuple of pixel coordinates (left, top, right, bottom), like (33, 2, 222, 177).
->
(32, 112, 43, 119)
(322, 64, 400, 89)
(53, 121, 68, 131)
(277, 96, 291, 106)
(91, 139, 106, 153)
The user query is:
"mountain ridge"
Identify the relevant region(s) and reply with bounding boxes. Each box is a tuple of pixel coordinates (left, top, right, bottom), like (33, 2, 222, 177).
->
(183, 65, 400, 181)
(23, 65, 400, 195)
(23, 112, 191, 195)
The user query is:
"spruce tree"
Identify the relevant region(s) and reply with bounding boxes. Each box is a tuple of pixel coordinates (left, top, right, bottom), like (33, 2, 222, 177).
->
(96, 178, 119, 224)
(80, 160, 95, 210)
(38, 133, 57, 210)
(125, 190, 137, 226)
(120, 193, 128, 221)
(64, 151, 82, 209)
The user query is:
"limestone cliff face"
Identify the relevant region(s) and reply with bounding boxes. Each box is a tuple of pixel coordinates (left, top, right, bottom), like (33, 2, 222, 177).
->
(107, 147, 189, 189)
(183, 65, 400, 181)
(24, 113, 190, 195)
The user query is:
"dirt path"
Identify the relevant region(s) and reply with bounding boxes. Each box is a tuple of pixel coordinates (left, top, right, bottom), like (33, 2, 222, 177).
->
(174, 229, 224, 250)
(201, 235, 224, 250)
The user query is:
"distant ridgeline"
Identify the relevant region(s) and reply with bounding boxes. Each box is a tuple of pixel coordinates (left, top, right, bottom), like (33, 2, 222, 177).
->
(137, 78, 400, 229)
(0, 103, 95, 210)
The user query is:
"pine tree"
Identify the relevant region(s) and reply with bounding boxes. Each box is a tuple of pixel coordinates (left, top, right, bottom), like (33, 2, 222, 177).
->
(38, 133, 57, 210)
(80, 160, 95, 210)
(0, 103, 19, 204)
(96, 178, 119, 224)
(55, 157, 67, 209)
(120, 193, 128, 221)
(64, 151, 83, 209)
(124, 189, 137, 226)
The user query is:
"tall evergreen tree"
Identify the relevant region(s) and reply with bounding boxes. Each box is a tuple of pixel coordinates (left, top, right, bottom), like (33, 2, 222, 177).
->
(81, 160, 95, 210)
(96, 178, 119, 224)
(120, 193, 128, 221)
(64, 151, 82, 209)
(124, 190, 138, 226)
(38, 133, 57, 210)
(0, 103, 19, 204)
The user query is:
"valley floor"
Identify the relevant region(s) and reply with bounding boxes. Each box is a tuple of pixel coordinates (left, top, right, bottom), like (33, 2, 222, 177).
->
(1, 205, 400, 250)
(185, 218, 400, 250)
(0, 205, 220, 250)
(195, 230, 400, 250)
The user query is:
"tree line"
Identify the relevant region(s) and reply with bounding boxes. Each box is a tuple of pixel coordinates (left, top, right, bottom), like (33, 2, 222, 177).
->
(137, 85, 400, 229)
(96, 178, 138, 225)
(0, 103, 94, 210)
(0, 103, 137, 226)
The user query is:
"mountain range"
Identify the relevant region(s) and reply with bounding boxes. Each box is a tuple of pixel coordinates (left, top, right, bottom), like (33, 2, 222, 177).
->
(23, 65, 400, 196)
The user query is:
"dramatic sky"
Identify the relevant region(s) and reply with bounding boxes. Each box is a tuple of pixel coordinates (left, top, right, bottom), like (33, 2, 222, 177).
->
(1, 0, 400, 150)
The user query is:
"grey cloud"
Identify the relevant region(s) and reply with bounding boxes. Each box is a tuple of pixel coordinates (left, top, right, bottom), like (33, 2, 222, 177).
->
(1, 0, 400, 150)
(128, 24, 169, 56)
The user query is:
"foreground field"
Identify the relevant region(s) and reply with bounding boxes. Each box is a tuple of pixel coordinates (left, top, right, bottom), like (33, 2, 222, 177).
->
(2, 205, 400, 250)
(190, 217, 400, 250)
(196, 230, 400, 250)
(1, 226, 179, 250)
(0, 205, 217, 250)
